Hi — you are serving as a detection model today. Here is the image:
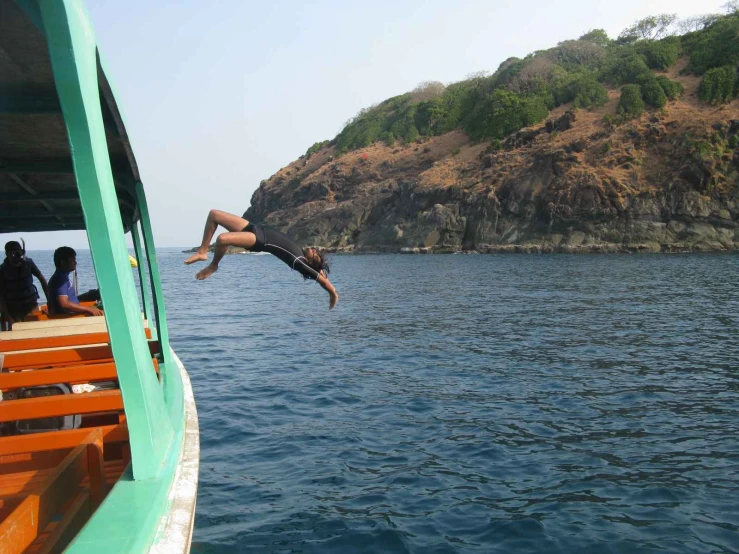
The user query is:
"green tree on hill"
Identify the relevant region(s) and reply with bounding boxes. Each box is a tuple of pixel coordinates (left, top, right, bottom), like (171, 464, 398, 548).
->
(618, 14, 678, 42)
(637, 75, 668, 108)
(305, 140, 330, 157)
(698, 66, 738, 103)
(656, 76, 684, 100)
(635, 37, 680, 70)
(553, 72, 609, 108)
(599, 49, 652, 85)
(463, 89, 549, 140)
(578, 29, 611, 47)
(618, 84, 645, 117)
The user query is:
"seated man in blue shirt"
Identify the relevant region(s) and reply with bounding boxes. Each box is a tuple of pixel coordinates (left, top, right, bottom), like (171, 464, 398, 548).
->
(48, 247, 103, 316)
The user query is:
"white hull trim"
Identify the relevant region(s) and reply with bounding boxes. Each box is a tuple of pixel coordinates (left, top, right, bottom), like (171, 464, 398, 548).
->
(148, 350, 200, 554)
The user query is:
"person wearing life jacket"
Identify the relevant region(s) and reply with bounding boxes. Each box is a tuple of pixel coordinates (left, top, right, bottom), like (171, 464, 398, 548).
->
(0, 241, 49, 330)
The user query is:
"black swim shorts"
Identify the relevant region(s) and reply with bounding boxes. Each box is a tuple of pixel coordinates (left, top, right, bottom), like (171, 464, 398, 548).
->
(243, 223, 266, 252)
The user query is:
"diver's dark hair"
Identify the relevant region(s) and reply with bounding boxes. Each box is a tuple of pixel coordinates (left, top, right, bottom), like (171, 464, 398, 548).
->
(53, 246, 77, 268)
(302, 248, 330, 279)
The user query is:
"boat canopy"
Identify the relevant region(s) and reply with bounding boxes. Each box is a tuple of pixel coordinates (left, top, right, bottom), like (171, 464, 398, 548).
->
(0, 0, 140, 233)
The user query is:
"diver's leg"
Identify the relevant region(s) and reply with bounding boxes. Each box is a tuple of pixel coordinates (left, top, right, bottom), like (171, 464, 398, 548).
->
(195, 231, 257, 280)
(186, 209, 250, 264)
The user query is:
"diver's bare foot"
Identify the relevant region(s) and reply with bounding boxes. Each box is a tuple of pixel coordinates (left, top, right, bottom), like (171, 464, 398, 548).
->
(185, 252, 208, 265)
(195, 264, 218, 280)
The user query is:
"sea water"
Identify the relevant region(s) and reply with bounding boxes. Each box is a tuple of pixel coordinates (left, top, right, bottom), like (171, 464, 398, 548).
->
(27, 250, 739, 553)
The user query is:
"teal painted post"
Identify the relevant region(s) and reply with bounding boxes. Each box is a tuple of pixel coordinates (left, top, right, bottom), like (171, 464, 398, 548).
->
(38, 0, 172, 479)
(135, 181, 172, 366)
(131, 224, 154, 324)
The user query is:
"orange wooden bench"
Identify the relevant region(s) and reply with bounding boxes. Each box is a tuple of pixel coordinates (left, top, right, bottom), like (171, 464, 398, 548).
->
(0, 428, 105, 554)
(0, 328, 153, 353)
(0, 423, 128, 457)
(0, 359, 159, 392)
(0, 390, 124, 424)
(2, 341, 161, 371)
(21, 302, 98, 322)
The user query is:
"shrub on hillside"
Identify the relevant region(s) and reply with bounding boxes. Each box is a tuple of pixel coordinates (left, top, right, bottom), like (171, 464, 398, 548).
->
(414, 98, 446, 136)
(410, 81, 446, 103)
(578, 29, 611, 47)
(336, 109, 385, 152)
(305, 140, 330, 157)
(547, 40, 606, 71)
(655, 75, 684, 99)
(414, 86, 480, 137)
(508, 56, 562, 94)
(600, 50, 652, 84)
(440, 80, 480, 128)
(493, 57, 527, 88)
(637, 75, 668, 107)
(404, 125, 420, 145)
(463, 89, 549, 140)
(334, 94, 417, 152)
(698, 65, 738, 103)
(553, 73, 609, 108)
(635, 37, 680, 70)
(618, 84, 645, 117)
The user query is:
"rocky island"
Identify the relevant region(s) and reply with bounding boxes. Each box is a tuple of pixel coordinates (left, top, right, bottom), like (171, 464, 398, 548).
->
(246, 12, 739, 254)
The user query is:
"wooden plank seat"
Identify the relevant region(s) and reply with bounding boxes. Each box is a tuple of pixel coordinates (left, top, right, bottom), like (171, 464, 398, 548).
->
(0, 423, 128, 457)
(2, 341, 161, 371)
(0, 328, 153, 353)
(3, 315, 150, 338)
(0, 390, 124, 424)
(10, 317, 108, 332)
(0, 428, 105, 554)
(21, 302, 98, 322)
(0, 320, 107, 342)
(0, 359, 159, 392)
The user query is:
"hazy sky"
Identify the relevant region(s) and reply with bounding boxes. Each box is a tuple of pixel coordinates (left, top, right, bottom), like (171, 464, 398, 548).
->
(1, 0, 728, 250)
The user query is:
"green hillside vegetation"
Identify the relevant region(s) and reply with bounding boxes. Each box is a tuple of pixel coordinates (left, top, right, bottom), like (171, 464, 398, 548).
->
(618, 84, 646, 118)
(307, 9, 739, 157)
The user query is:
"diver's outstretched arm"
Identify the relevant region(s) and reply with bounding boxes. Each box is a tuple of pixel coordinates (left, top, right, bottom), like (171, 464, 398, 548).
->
(317, 274, 339, 310)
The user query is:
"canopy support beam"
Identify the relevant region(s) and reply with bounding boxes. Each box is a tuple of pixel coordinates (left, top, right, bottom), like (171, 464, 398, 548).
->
(135, 181, 172, 366)
(8, 172, 64, 225)
(38, 0, 173, 481)
(131, 223, 153, 325)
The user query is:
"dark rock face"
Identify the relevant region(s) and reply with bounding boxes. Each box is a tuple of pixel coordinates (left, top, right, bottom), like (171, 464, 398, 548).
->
(245, 104, 739, 253)
(545, 110, 576, 133)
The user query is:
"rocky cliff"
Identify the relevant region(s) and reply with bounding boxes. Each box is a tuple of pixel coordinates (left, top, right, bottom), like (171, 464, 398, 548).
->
(245, 63, 739, 253)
